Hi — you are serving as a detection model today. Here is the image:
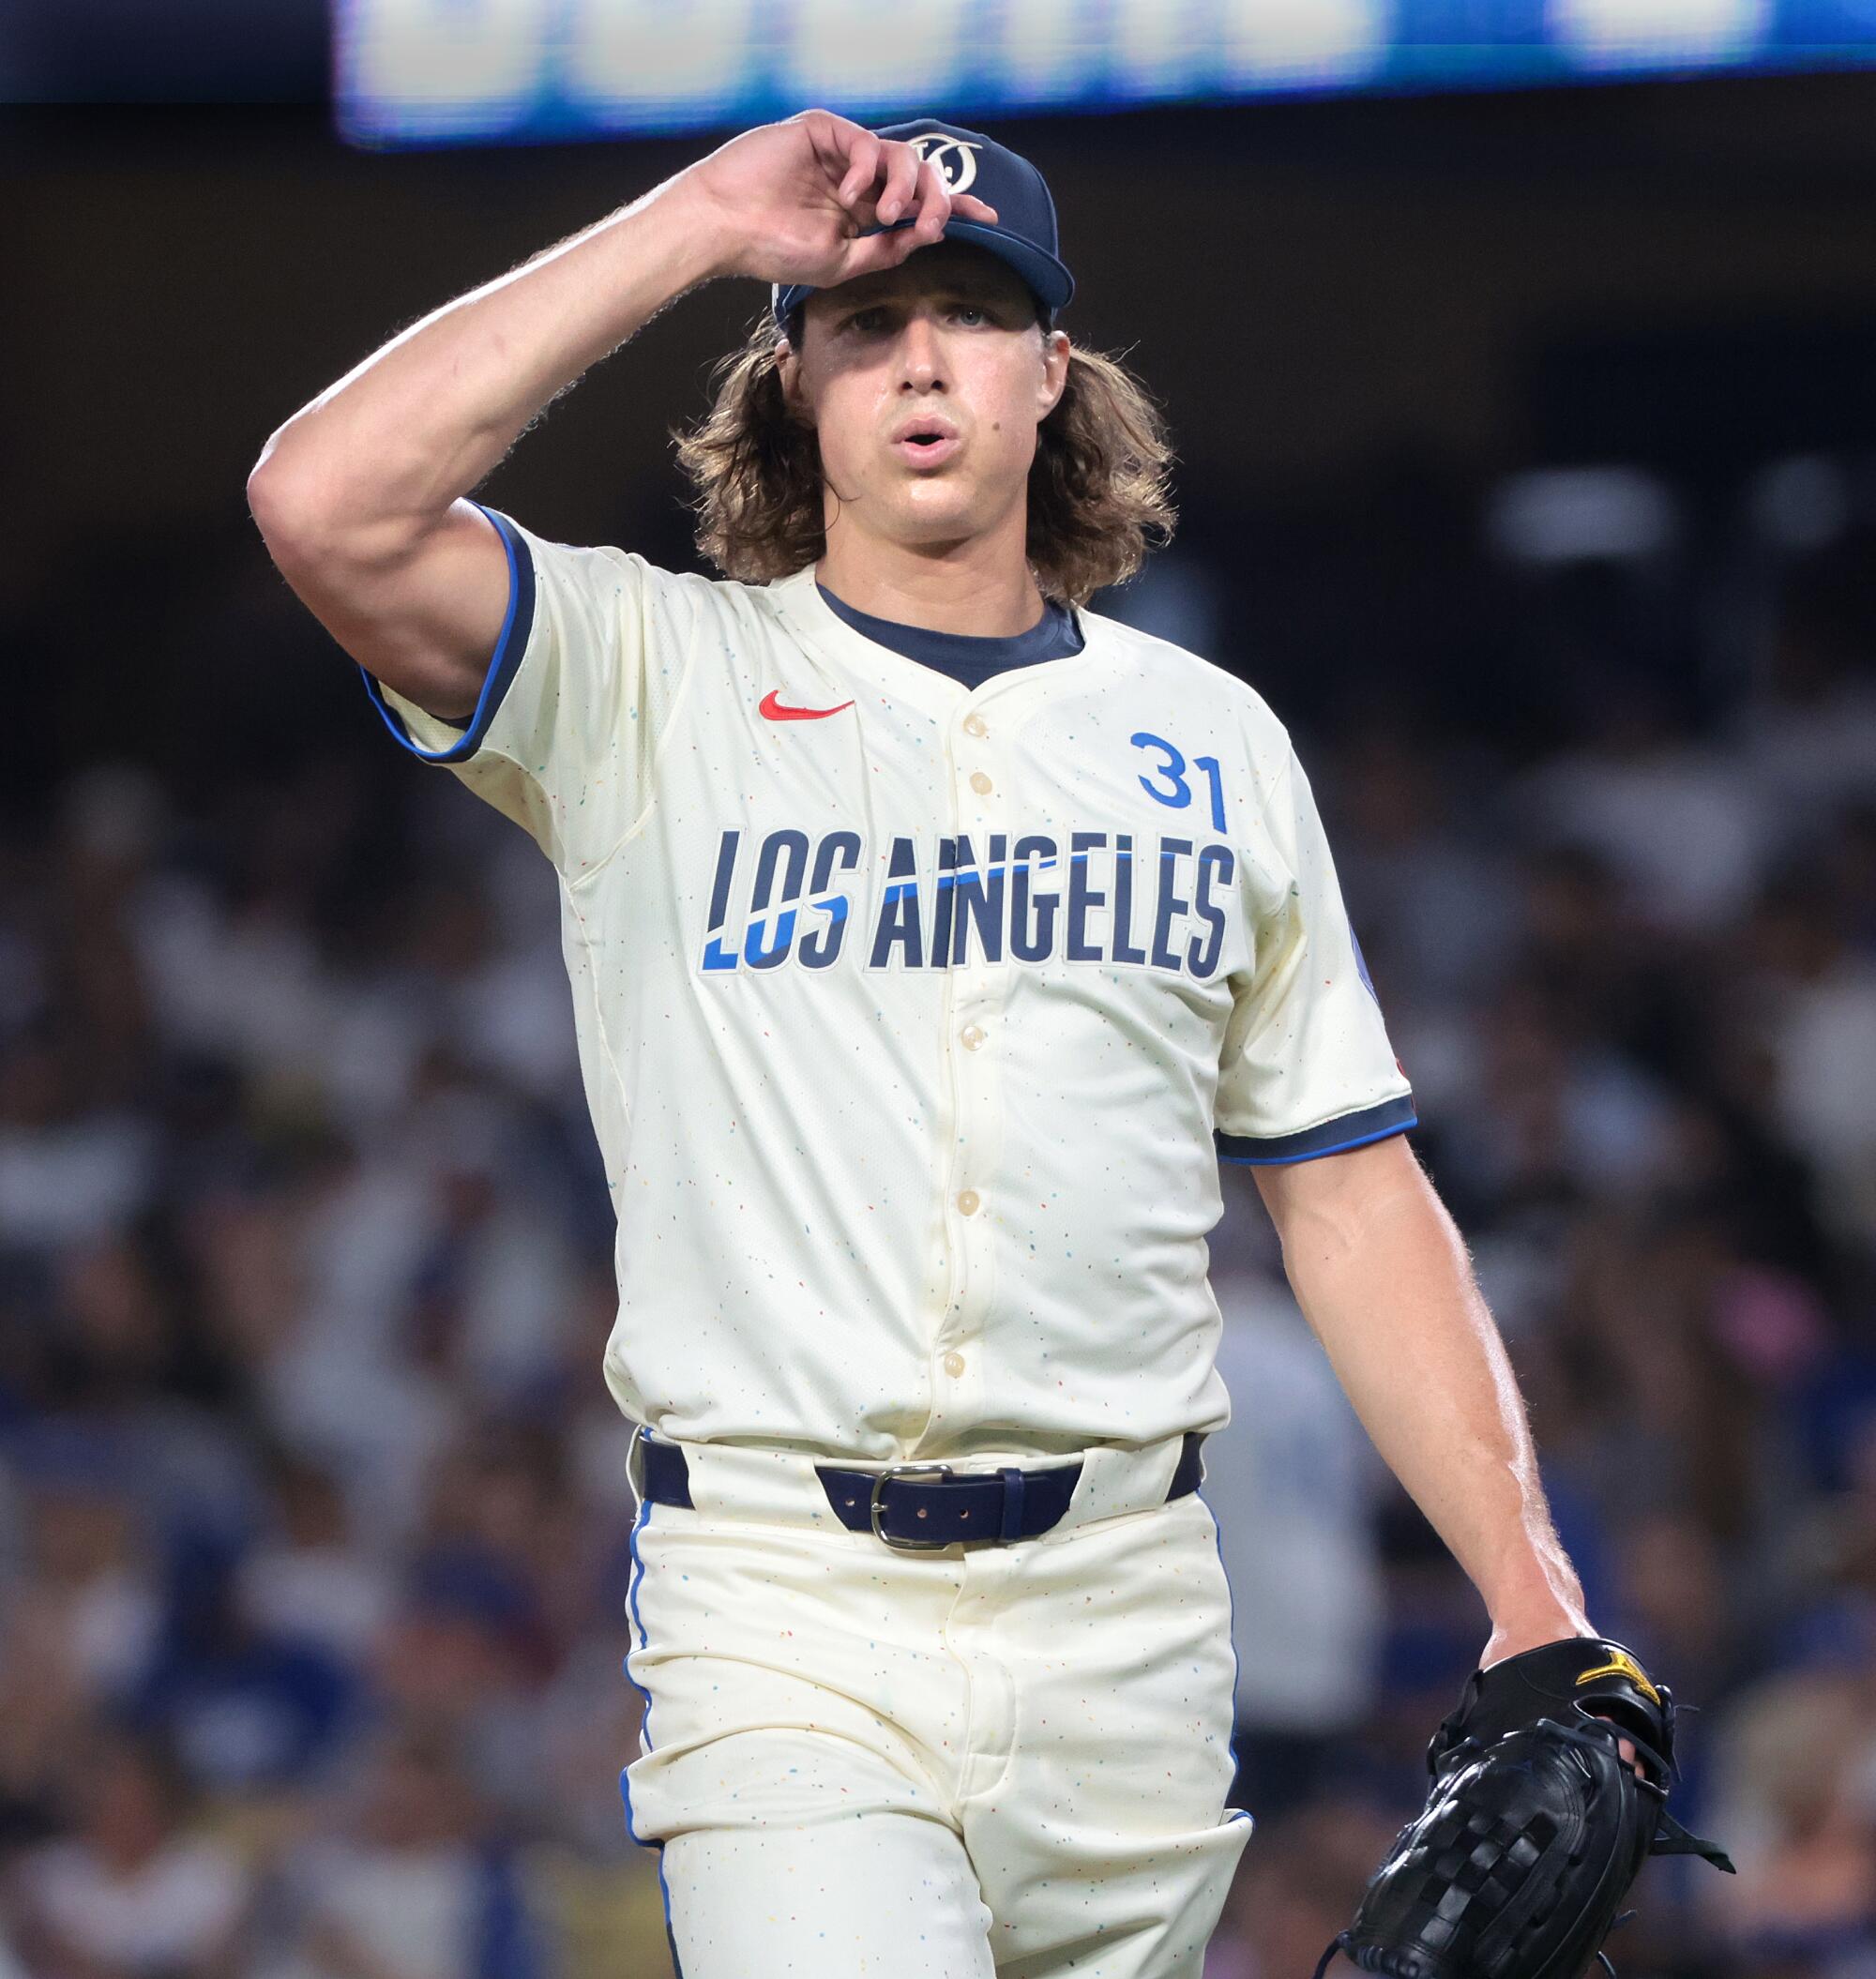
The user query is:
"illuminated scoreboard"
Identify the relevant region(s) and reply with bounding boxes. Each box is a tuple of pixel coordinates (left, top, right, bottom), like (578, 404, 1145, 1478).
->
(336, 0, 1876, 145)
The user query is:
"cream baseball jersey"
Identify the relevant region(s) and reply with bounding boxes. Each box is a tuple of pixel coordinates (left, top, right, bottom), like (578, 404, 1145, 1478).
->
(364, 504, 1415, 1461)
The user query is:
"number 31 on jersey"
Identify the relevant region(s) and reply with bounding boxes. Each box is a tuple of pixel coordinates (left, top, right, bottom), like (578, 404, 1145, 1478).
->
(1132, 732, 1227, 832)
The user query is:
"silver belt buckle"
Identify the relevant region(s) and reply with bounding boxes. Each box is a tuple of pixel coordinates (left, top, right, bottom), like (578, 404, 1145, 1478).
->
(870, 1462, 955, 1550)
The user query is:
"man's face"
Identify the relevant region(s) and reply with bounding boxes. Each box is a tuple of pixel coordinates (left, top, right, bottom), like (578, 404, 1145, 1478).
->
(780, 242, 1070, 552)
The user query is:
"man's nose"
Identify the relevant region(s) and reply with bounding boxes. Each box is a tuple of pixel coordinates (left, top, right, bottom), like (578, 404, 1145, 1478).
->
(897, 313, 948, 391)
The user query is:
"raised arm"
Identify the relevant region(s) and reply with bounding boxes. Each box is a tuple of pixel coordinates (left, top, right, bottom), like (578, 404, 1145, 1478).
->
(245, 110, 997, 720)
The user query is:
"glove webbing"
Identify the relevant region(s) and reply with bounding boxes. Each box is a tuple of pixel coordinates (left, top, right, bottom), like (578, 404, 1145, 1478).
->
(1306, 1716, 1733, 1979)
(1309, 1912, 1637, 1979)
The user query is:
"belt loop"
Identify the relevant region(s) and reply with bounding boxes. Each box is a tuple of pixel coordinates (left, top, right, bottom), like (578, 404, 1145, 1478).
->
(998, 1467, 1025, 1544)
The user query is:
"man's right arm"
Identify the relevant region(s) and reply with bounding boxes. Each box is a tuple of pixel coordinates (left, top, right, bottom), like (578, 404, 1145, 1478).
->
(246, 112, 990, 721)
(246, 179, 734, 720)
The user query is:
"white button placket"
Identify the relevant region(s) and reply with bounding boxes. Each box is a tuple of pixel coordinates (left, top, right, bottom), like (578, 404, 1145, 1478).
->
(928, 697, 1009, 1434)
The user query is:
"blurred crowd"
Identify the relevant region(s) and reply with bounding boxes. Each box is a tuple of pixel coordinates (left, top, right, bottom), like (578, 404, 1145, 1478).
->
(1, 474, 1874, 1979)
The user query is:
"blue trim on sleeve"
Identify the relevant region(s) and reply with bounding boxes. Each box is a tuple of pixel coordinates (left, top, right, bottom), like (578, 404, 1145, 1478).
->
(357, 503, 537, 763)
(1217, 1093, 1417, 1166)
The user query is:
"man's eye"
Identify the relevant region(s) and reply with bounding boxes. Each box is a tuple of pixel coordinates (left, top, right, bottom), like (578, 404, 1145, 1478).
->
(953, 305, 986, 325)
(848, 310, 886, 332)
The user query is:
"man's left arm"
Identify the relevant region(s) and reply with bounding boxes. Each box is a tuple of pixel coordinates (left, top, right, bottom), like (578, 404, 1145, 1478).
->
(1250, 1131, 1646, 1780)
(1227, 734, 1648, 1772)
(1259, 1141, 1735, 1979)
(1251, 1130, 1590, 1671)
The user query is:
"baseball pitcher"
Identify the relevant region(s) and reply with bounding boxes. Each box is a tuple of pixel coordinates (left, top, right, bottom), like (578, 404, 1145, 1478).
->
(250, 111, 1729, 1979)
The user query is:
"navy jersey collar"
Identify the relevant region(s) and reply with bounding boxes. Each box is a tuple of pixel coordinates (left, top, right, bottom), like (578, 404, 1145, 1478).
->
(816, 582, 1084, 689)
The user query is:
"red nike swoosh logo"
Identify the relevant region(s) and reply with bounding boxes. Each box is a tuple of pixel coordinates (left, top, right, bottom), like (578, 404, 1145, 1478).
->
(760, 690, 854, 722)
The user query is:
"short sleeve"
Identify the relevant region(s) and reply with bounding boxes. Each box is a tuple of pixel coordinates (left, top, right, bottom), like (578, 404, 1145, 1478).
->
(359, 504, 694, 872)
(1214, 744, 1416, 1164)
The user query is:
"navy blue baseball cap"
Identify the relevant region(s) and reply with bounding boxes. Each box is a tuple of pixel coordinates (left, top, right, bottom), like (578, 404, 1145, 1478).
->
(772, 117, 1075, 336)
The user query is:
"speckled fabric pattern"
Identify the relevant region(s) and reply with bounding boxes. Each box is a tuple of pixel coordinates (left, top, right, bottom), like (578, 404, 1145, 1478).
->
(621, 1463, 1251, 1977)
(365, 511, 1415, 1464)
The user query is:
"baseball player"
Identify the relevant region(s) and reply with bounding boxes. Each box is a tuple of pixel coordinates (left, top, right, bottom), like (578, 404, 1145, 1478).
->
(249, 111, 1687, 1978)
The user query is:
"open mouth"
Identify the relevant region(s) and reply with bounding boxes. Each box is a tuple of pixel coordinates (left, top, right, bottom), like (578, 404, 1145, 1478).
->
(893, 427, 961, 466)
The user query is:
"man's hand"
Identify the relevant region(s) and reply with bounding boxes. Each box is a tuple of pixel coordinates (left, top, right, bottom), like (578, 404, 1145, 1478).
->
(1485, 1624, 1649, 1780)
(682, 110, 1000, 293)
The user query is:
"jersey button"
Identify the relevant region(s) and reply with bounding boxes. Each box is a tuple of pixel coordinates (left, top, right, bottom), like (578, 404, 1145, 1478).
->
(962, 713, 989, 739)
(942, 1351, 967, 1379)
(956, 1188, 981, 1216)
(969, 770, 993, 795)
(960, 1023, 986, 1050)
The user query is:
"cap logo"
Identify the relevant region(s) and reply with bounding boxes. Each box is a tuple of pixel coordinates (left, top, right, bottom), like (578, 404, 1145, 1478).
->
(908, 133, 983, 194)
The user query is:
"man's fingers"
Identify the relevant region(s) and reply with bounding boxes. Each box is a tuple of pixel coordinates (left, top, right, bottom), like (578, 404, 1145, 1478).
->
(949, 193, 999, 226)
(838, 129, 881, 210)
(873, 140, 922, 225)
(907, 159, 952, 243)
(800, 108, 870, 200)
(875, 161, 953, 269)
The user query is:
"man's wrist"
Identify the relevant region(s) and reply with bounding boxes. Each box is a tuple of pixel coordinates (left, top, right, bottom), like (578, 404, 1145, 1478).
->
(1480, 1561, 1592, 1664)
(1482, 1600, 1595, 1668)
(652, 165, 752, 286)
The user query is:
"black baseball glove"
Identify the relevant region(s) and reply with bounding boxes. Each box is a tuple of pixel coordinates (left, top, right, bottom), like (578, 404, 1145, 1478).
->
(1309, 1638, 1735, 1979)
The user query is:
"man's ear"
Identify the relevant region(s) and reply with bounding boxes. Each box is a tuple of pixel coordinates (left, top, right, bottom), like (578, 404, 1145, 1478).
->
(776, 338, 812, 428)
(1036, 328, 1071, 421)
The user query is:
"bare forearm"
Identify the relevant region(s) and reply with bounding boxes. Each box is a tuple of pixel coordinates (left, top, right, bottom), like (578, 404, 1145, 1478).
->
(250, 169, 732, 544)
(1260, 1140, 1590, 1651)
(242, 114, 984, 713)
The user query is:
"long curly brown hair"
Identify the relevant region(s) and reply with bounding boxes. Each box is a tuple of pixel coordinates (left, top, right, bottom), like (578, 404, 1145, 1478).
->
(673, 314, 1177, 608)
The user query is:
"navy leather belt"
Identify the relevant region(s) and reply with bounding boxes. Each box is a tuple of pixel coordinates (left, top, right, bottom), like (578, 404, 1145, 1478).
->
(639, 1432, 1206, 1551)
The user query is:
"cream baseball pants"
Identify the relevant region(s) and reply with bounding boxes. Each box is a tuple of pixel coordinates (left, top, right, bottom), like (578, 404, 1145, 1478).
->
(619, 1434, 1253, 1978)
